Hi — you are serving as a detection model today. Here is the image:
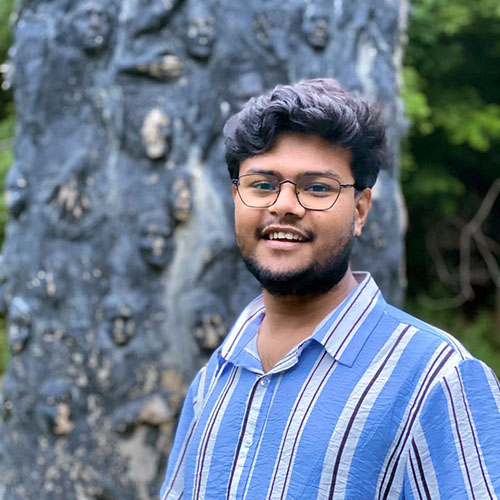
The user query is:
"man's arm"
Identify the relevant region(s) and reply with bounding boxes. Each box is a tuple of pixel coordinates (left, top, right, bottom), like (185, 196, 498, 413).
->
(404, 359, 500, 499)
(160, 367, 206, 500)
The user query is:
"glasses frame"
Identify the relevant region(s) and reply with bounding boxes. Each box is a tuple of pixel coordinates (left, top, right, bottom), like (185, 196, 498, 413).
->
(232, 174, 356, 211)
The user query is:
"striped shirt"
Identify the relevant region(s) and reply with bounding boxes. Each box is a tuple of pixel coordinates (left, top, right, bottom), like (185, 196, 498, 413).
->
(161, 273, 500, 499)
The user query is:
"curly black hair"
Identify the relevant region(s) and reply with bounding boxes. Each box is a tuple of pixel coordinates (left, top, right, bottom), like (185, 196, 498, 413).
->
(223, 78, 387, 190)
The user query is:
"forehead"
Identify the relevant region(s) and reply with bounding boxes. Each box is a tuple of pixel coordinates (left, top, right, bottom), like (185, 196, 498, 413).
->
(239, 132, 353, 180)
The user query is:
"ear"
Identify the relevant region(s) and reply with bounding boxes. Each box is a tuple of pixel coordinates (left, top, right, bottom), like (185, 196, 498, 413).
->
(354, 188, 372, 237)
(232, 183, 238, 202)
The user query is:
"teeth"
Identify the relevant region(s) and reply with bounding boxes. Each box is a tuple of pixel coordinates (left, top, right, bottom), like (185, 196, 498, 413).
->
(268, 231, 305, 242)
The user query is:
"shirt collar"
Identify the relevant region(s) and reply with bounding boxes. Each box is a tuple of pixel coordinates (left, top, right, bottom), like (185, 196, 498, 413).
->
(218, 272, 386, 369)
(311, 272, 386, 366)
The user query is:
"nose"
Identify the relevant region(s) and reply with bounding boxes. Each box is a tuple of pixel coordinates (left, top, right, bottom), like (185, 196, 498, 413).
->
(268, 181, 306, 217)
(89, 12, 102, 29)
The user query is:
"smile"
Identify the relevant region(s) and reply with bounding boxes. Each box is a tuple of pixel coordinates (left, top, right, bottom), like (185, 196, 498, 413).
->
(260, 226, 312, 243)
(267, 231, 305, 242)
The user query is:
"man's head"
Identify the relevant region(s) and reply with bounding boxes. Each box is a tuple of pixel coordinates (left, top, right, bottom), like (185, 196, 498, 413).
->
(224, 79, 387, 297)
(224, 78, 386, 190)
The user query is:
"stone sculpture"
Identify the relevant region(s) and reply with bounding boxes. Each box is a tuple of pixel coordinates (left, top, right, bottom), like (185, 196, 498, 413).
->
(0, 0, 408, 497)
(35, 378, 81, 436)
(71, 1, 112, 55)
(102, 296, 137, 346)
(5, 164, 28, 219)
(301, 1, 330, 50)
(140, 108, 173, 161)
(7, 297, 32, 354)
(138, 210, 175, 269)
(185, 3, 216, 61)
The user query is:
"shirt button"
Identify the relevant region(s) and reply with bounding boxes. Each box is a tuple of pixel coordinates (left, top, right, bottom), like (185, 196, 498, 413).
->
(260, 377, 270, 386)
(244, 437, 253, 447)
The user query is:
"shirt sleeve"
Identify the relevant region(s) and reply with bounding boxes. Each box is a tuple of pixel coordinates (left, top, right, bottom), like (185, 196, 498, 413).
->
(160, 367, 206, 500)
(404, 358, 500, 499)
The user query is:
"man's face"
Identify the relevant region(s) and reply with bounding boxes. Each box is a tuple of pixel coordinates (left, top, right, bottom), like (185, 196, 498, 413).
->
(233, 132, 371, 296)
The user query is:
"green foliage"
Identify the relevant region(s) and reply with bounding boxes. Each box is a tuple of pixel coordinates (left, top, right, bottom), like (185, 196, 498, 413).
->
(0, 110, 14, 241)
(0, 0, 13, 382)
(402, 0, 500, 373)
(433, 88, 500, 151)
(403, 0, 500, 282)
(401, 67, 432, 134)
(0, 0, 13, 59)
(0, 0, 14, 122)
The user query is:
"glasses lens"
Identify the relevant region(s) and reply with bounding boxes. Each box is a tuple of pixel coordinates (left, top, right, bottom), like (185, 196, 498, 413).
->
(296, 175, 341, 210)
(238, 174, 279, 207)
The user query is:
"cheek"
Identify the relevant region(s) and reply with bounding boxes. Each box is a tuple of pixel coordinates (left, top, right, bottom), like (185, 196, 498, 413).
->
(312, 208, 355, 243)
(234, 203, 262, 250)
(234, 204, 253, 235)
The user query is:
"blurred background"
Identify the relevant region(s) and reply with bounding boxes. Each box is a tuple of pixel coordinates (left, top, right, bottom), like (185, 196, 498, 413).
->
(0, 0, 499, 378)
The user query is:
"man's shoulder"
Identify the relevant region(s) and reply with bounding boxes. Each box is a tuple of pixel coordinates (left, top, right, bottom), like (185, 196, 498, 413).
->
(380, 303, 472, 362)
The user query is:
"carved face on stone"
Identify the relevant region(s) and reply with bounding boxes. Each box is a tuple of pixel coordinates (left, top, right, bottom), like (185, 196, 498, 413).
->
(194, 311, 227, 352)
(46, 153, 106, 238)
(5, 167, 28, 219)
(228, 70, 264, 112)
(139, 212, 175, 268)
(8, 297, 32, 354)
(104, 300, 136, 346)
(186, 11, 216, 61)
(140, 109, 172, 160)
(51, 174, 91, 222)
(72, 1, 111, 54)
(302, 3, 330, 49)
(31, 266, 64, 302)
(254, 8, 289, 61)
(170, 174, 193, 223)
(36, 379, 77, 435)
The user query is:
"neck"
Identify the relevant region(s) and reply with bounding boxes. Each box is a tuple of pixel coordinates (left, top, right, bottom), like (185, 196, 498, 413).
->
(261, 269, 359, 339)
(257, 269, 360, 372)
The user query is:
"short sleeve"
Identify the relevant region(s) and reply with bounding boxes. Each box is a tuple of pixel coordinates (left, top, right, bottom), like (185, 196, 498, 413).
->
(404, 359, 500, 499)
(160, 367, 205, 500)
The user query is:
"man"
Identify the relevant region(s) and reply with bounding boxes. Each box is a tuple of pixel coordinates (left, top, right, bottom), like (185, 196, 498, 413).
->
(161, 79, 500, 499)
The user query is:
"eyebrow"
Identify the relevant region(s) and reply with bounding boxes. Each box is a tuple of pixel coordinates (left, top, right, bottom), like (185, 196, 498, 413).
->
(244, 168, 343, 180)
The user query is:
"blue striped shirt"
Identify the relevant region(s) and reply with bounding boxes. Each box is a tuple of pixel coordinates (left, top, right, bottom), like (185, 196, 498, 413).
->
(161, 273, 500, 499)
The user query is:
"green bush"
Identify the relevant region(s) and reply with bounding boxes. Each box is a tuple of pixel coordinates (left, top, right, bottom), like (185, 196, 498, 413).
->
(402, 0, 500, 374)
(0, 0, 13, 383)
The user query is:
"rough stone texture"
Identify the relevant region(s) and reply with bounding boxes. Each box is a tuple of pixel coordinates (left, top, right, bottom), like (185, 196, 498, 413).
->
(0, 0, 408, 498)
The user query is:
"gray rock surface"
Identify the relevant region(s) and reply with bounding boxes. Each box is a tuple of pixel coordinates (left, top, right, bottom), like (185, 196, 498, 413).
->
(0, 0, 408, 497)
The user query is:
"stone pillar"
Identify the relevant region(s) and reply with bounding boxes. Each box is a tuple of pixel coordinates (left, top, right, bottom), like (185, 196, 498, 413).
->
(0, 0, 407, 498)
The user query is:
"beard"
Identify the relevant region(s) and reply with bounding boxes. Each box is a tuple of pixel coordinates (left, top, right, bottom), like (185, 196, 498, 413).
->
(241, 224, 354, 298)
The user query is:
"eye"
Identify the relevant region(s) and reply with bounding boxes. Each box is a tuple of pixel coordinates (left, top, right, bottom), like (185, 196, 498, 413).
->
(304, 182, 332, 194)
(251, 181, 275, 191)
(239, 174, 279, 195)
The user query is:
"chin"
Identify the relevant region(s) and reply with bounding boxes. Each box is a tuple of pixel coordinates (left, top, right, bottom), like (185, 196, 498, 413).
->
(242, 250, 351, 298)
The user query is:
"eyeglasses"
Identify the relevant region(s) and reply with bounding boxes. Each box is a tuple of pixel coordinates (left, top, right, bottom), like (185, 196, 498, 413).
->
(232, 173, 355, 211)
